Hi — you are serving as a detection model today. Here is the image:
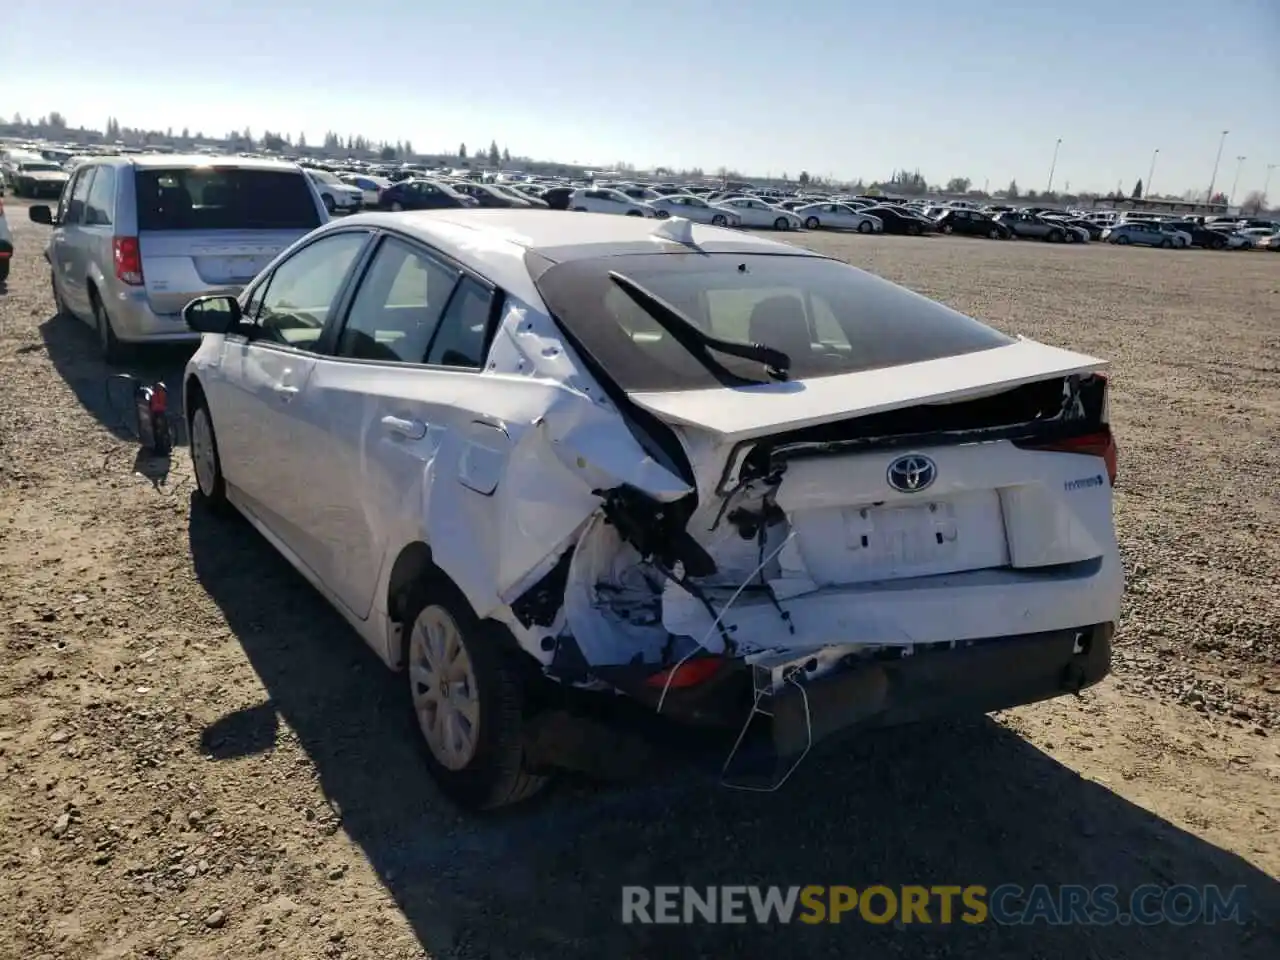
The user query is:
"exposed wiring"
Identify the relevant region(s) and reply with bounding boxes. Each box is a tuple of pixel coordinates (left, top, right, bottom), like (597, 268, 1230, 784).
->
(656, 529, 797, 714)
(720, 668, 813, 793)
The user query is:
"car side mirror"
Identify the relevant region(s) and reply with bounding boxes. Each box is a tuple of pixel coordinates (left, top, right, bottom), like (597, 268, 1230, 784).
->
(28, 205, 53, 225)
(183, 295, 242, 334)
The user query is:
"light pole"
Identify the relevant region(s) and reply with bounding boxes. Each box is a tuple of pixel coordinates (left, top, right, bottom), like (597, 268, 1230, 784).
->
(1146, 148, 1159, 198)
(1205, 129, 1229, 207)
(1046, 137, 1062, 194)
(1229, 156, 1246, 206)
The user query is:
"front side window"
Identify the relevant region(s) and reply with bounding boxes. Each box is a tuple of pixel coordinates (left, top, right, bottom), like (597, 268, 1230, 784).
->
(255, 232, 369, 350)
(336, 237, 460, 363)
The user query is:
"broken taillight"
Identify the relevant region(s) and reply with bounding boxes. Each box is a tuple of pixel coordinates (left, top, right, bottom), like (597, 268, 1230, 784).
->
(1017, 427, 1118, 485)
(644, 656, 725, 690)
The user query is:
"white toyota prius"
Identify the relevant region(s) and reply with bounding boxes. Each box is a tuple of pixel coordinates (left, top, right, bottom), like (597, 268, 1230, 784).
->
(182, 209, 1123, 810)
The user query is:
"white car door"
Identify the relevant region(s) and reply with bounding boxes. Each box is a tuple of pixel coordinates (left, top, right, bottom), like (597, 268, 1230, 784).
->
(209, 229, 372, 569)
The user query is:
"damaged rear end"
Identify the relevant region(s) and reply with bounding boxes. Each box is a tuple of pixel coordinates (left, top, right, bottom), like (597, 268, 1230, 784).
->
(526, 247, 1122, 778)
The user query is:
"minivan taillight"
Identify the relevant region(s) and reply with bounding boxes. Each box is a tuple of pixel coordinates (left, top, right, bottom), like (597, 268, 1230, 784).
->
(1017, 427, 1118, 485)
(113, 236, 144, 286)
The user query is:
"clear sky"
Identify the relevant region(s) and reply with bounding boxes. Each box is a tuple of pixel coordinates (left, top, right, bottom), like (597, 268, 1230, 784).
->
(6, 0, 1279, 197)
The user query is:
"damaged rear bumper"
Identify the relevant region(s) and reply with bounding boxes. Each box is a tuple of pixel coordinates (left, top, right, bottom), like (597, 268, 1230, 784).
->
(596, 623, 1113, 759)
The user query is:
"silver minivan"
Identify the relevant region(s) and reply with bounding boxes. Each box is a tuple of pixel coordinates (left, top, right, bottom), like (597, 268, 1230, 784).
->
(29, 155, 327, 360)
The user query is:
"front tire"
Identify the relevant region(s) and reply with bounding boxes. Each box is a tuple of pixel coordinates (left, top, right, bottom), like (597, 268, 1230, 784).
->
(774, 217, 789, 230)
(804, 216, 820, 229)
(190, 400, 228, 510)
(989, 227, 1000, 240)
(858, 220, 873, 234)
(390, 201, 404, 212)
(1160, 238, 1172, 248)
(404, 580, 548, 811)
(711, 213, 728, 227)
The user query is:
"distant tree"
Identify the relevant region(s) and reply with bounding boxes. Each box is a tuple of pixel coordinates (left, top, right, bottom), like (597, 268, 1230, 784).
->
(262, 131, 286, 151)
(403, 139, 413, 156)
(297, 131, 307, 148)
(1026, 189, 1039, 200)
(1006, 179, 1019, 199)
(48, 111, 67, 130)
(1131, 178, 1143, 199)
(181, 126, 189, 140)
(1241, 190, 1266, 214)
(458, 142, 467, 159)
(945, 176, 972, 194)
(502, 147, 510, 164)
(242, 126, 253, 147)
(380, 144, 396, 161)
(798, 170, 810, 186)
(12, 113, 22, 125)
(166, 126, 173, 139)
(488, 140, 500, 167)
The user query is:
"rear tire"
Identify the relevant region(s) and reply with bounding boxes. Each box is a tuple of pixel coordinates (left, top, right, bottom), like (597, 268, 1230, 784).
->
(403, 579, 549, 811)
(804, 216, 820, 229)
(91, 290, 130, 365)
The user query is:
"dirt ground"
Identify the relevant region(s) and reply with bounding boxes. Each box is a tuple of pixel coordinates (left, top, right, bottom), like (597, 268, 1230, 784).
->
(1, 200, 1277, 960)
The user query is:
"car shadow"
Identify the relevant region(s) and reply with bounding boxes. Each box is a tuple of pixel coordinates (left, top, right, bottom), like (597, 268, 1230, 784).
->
(38, 312, 194, 445)
(187, 504, 1280, 959)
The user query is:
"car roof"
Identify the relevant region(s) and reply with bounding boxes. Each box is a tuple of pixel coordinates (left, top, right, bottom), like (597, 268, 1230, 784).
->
(325, 209, 806, 305)
(120, 154, 303, 171)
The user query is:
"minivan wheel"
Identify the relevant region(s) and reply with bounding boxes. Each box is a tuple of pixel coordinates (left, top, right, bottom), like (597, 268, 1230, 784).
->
(404, 580, 548, 810)
(91, 291, 130, 364)
(189, 400, 228, 509)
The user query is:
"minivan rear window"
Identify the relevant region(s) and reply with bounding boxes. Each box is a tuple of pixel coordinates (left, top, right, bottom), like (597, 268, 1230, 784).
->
(134, 167, 321, 232)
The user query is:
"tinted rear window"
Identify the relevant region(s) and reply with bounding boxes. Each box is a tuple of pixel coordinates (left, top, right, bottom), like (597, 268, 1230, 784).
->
(533, 252, 1014, 392)
(134, 167, 321, 231)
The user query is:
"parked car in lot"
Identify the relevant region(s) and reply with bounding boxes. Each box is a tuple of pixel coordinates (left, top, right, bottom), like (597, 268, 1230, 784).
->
(342, 174, 392, 207)
(646, 194, 742, 226)
(933, 208, 1009, 239)
(305, 168, 364, 214)
(569, 188, 658, 217)
(447, 181, 534, 208)
(1160, 220, 1229, 250)
(794, 202, 883, 233)
(378, 179, 478, 212)
(994, 212, 1071, 243)
(860, 204, 936, 236)
(179, 208, 1121, 811)
(0, 197, 11, 284)
(28, 155, 327, 361)
(714, 196, 803, 230)
(8, 159, 70, 199)
(1101, 222, 1188, 248)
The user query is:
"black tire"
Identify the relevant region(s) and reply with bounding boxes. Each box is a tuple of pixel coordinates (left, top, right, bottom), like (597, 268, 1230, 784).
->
(1211, 238, 1225, 250)
(322, 194, 336, 214)
(625, 210, 643, 217)
(403, 578, 548, 811)
(1160, 238, 1172, 249)
(189, 397, 228, 510)
(572, 206, 587, 212)
(908, 223, 922, 236)
(1116, 236, 1130, 245)
(774, 217, 789, 230)
(858, 220, 873, 234)
(0, 259, 8, 285)
(804, 216, 820, 229)
(90, 289, 131, 365)
(940, 223, 953, 234)
(988, 227, 1000, 240)
(711, 214, 728, 227)
(655, 209, 670, 219)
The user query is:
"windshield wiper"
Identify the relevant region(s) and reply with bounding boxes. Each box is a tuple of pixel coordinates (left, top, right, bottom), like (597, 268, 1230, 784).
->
(608, 271, 791, 380)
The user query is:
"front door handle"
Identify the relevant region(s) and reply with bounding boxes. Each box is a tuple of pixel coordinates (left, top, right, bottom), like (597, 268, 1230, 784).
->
(381, 415, 427, 440)
(273, 384, 300, 401)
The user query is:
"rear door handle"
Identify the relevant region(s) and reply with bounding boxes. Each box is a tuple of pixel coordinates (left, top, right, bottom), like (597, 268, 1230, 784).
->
(273, 384, 300, 401)
(381, 415, 427, 440)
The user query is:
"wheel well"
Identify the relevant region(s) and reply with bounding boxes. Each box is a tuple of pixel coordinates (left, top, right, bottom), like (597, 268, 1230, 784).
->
(386, 541, 440, 625)
(185, 375, 206, 427)
(86, 278, 99, 305)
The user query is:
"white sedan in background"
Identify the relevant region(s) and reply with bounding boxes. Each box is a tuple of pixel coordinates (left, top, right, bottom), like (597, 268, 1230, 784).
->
(648, 194, 742, 227)
(716, 196, 803, 230)
(794, 202, 884, 233)
(569, 188, 658, 217)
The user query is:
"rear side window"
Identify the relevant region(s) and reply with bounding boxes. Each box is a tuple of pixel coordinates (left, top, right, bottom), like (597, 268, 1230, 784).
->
(426, 276, 494, 368)
(84, 166, 116, 226)
(133, 167, 321, 231)
(533, 252, 1015, 391)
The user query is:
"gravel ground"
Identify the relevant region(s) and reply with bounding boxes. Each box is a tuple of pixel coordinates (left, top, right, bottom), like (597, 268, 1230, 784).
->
(1, 203, 1277, 959)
